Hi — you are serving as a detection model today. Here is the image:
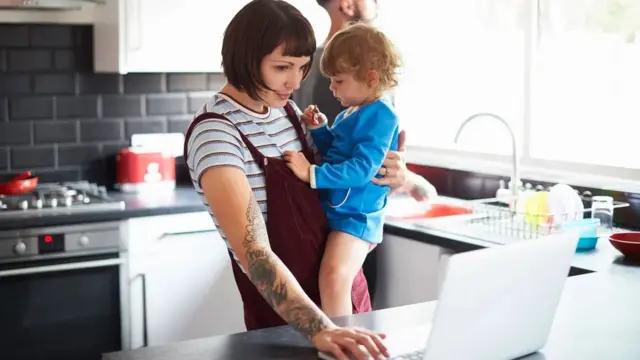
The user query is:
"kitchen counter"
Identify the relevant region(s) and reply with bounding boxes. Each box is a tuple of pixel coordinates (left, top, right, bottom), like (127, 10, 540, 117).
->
(0, 186, 206, 230)
(102, 196, 640, 360)
(102, 263, 639, 360)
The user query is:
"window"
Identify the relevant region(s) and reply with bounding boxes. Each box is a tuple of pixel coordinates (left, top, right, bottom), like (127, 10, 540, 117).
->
(374, 0, 640, 179)
(530, 0, 640, 169)
(376, 0, 526, 155)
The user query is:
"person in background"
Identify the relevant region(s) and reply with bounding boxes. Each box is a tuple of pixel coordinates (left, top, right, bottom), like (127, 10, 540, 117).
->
(292, 0, 438, 305)
(285, 22, 402, 318)
(293, 0, 437, 200)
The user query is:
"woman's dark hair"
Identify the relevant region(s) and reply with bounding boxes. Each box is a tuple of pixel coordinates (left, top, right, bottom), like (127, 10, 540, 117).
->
(221, 0, 317, 101)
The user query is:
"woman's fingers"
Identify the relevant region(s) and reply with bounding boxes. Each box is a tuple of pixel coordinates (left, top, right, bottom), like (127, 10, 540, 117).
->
(326, 344, 349, 360)
(359, 329, 389, 357)
(333, 338, 371, 360)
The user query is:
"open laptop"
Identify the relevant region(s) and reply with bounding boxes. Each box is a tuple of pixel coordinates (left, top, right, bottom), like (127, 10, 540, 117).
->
(319, 231, 580, 360)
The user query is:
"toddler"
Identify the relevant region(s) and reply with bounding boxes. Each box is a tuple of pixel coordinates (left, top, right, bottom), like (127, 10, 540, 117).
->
(285, 22, 402, 317)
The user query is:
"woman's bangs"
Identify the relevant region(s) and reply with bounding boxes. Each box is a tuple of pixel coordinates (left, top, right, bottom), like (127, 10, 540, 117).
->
(280, 20, 316, 58)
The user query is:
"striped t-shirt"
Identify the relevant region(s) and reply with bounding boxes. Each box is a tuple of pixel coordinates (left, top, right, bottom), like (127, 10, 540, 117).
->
(186, 93, 315, 261)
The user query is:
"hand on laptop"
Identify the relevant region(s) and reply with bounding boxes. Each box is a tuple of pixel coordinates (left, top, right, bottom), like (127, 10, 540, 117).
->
(311, 325, 389, 360)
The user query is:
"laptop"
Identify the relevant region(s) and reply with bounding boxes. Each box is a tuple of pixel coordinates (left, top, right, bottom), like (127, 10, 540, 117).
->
(319, 231, 579, 360)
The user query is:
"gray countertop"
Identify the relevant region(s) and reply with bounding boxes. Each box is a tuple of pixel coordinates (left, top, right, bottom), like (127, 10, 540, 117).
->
(102, 196, 640, 360)
(0, 186, 206, 230)
(102, 269, 639, 360)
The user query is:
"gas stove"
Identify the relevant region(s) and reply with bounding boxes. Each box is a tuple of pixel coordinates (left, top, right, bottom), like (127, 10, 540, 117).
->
(0, 181, 125, 219)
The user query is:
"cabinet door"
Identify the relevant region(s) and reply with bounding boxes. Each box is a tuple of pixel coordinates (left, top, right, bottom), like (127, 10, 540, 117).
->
(125, 0, 250, 73)
(129, 225, 245, 348)
(374, 234, 443, 309)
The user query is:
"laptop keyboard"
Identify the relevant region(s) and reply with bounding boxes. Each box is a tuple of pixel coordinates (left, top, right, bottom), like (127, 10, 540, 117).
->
(389, 349, 425, 359)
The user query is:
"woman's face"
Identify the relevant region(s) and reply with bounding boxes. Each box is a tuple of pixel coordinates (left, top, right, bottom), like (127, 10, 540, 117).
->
(259, 43, 311, 108)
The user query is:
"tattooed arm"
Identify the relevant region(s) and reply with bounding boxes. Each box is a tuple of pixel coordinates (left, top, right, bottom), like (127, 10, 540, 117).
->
(200, 167, 333, 339)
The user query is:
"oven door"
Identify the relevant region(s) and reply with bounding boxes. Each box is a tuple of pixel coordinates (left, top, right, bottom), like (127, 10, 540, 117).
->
(0, 253, 125, 360)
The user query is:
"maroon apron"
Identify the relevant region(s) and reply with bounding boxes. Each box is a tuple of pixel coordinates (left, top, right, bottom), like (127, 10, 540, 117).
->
(183, 103, 372, 330)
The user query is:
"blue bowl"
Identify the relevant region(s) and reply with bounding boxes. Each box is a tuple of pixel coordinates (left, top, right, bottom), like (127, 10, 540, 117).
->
(562, 218, 601, 252)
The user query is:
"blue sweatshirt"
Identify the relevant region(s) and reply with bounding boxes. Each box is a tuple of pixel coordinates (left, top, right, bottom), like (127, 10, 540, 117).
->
(308, 98, 399, 243)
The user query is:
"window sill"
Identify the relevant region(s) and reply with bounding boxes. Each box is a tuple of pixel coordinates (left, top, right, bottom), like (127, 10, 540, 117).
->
(406, 145, 640, 194)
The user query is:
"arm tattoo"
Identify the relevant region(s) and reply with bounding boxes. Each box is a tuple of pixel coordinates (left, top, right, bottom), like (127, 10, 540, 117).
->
(242, 192, 331, 339)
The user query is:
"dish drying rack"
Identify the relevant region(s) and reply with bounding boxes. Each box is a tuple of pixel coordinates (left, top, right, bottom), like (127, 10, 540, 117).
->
(462, 195, 630, 241)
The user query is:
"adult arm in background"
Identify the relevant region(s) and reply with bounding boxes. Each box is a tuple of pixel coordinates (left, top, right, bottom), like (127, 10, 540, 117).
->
(372, 130, 439, 201)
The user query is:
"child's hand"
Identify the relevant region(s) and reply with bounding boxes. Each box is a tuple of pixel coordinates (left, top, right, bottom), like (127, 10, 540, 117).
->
(284, 150, 311, 183)
(301, 105, 326, 127)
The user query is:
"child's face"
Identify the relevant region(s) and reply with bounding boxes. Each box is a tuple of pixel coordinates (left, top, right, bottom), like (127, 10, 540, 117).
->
(329, 73, 374, 107)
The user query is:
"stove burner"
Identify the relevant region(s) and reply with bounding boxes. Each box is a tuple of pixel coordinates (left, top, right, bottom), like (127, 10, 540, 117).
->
(0, 181, 124, 218)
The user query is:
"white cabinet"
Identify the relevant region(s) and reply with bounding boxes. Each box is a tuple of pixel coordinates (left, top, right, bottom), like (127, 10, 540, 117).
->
(127, 212, 245, 348)
(374, 234, 455, 310)
(94, 0, 250, 73)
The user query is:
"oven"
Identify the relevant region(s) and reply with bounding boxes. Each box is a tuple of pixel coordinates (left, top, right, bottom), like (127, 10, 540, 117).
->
(0, 221, 130, 360)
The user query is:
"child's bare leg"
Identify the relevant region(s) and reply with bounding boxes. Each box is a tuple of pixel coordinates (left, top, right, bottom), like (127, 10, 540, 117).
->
(319, 230, 371, 317)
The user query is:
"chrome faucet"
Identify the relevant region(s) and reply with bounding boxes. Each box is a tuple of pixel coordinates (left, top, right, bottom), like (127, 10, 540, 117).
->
(453, 113, 520, 201)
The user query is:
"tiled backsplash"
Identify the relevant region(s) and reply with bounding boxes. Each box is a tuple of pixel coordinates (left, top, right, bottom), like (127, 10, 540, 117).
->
(0, 24, 225, 184)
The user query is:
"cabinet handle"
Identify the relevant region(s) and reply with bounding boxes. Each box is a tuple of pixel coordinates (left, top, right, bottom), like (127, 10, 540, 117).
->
(0, 258, 124, 278)
(159, 228, 217, 239)
(126, 0, 142, 51)
(132, 273, 148, 348)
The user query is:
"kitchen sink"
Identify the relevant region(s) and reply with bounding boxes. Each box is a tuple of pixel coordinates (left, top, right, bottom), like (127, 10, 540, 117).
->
(404, 197, 536, 245)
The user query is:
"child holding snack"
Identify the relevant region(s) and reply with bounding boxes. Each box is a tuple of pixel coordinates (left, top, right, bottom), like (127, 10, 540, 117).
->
(284, 22, 402, 317)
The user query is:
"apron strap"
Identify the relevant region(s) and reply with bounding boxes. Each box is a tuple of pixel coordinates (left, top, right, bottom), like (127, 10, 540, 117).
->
(183, 111, 266, 170)
(284, 103, 315, 164)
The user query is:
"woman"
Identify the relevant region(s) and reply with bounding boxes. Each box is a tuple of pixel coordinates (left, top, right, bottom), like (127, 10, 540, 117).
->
(183, 1, 424, 359)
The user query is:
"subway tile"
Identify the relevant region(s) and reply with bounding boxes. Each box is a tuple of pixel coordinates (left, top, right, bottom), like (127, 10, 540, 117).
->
(125, 117, 167, 138)
(7, 50, 52, 72)
(188, 92, 215, 113)
(34, 120, 78, 144)
(79, 119, 123, 142)
(0, 74, 31, 95)
(11, 146, 55, 169)
(53, 50, 75, 70)
(36, 168, 81, 183)
(31, 25, 74, 48)
(34, 74, 76, 94)
(58, 144, 101, 167)
(0, 121, 31, 147)
(146, 94, 187, 115)
(167, 74, 207, 92)
(0, 148, 7, 170)
(168, 115, 191, 134)
(123, 74, 165, 94)
(9, 97, 54, 120)
(56, 95, 99, 118)
(0, 25, 29, 47)
(102, 95, 143, 117)
(79, 74, 121, 94)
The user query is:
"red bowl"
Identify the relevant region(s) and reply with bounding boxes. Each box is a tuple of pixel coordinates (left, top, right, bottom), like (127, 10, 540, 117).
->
(609, 232, 640, 260)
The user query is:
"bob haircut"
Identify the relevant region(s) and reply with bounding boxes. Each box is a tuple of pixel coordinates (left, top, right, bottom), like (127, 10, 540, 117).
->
(221, 0, 317, 101)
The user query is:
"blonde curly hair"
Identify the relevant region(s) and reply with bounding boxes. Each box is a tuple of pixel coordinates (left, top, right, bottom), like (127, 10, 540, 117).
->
(320, 22, 402, 95)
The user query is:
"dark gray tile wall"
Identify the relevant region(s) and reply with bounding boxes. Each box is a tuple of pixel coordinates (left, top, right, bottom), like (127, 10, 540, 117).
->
(0, 24, 225, 184)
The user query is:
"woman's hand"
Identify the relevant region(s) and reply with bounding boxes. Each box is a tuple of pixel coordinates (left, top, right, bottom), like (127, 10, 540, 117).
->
(312, 326, 390, 360)
(284, 150, 311, 183)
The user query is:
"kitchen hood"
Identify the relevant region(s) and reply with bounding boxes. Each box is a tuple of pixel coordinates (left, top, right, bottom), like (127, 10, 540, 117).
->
(0, 0, 103, 10)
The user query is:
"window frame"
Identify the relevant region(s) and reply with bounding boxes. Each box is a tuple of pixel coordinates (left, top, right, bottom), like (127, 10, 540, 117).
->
(400, 0, 640, 192)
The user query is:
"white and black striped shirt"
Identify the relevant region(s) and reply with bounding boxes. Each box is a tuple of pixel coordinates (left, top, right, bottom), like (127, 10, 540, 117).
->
(185, 93, 315, 259)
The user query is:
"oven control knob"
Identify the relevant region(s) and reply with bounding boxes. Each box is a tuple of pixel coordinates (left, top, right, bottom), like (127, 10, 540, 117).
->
(14, 242, 26, 255)
(79, 235, 89, 246)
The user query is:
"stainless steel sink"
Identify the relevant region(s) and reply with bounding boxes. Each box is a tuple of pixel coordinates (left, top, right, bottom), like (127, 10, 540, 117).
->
(409, 197, 541, 245)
